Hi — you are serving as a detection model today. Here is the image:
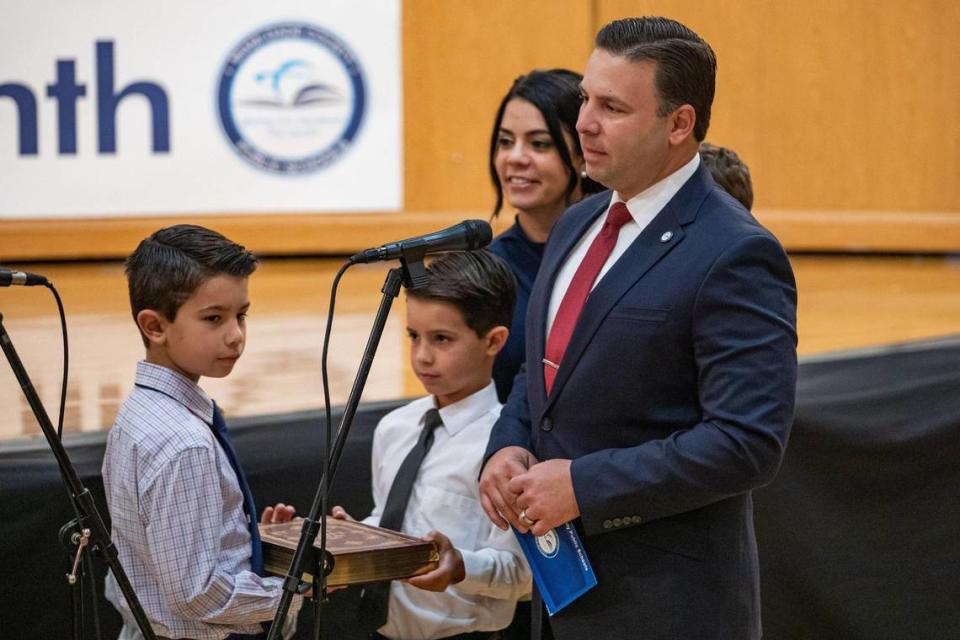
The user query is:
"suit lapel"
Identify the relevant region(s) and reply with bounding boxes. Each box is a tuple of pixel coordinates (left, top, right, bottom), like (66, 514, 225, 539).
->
(540, 165, 714, 417)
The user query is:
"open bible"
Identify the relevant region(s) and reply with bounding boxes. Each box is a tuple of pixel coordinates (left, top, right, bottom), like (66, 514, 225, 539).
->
(260, 518, 439, 586)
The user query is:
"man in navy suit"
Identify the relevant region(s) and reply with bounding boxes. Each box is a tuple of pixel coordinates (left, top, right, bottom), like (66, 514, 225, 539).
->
(479, 16, 797, 639)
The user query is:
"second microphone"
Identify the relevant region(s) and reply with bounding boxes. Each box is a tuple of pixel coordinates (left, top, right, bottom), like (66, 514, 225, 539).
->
(349, 220, 493, 265)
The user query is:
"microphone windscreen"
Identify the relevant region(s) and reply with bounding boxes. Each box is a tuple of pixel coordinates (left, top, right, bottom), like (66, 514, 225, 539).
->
(464, 220, 493, 250)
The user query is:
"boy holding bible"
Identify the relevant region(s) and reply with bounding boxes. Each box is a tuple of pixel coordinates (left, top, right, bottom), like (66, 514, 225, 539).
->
(333, 250, 532, 640)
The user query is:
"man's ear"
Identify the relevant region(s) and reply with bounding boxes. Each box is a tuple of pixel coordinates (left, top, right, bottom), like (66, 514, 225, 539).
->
(484, 326, 509, 357)
(136, 309, 168, 347)
(668, 104, 697, 146)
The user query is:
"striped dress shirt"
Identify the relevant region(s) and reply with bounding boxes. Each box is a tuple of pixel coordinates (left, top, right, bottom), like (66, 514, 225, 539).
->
(103, 361, 300, 640)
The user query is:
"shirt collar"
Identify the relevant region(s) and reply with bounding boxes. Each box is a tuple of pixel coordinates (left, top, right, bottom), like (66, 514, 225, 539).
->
(431, 381, 499, 437)
(134, 360, 215, 426)
(612, 153, 701, 222)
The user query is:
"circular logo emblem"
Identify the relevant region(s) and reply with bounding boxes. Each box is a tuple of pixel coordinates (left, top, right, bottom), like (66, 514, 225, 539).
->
(535, 529, 560, 558)
(217, 22, 367, 174)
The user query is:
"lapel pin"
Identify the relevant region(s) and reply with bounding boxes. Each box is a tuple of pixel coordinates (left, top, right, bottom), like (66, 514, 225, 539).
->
(660, 231, 674, 243)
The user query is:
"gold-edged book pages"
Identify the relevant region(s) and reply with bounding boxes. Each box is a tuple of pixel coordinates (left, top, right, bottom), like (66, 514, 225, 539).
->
(260, 519, 439, 587)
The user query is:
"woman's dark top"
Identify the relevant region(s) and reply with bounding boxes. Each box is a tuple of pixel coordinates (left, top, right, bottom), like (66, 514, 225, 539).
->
(487, 218, 545, 403)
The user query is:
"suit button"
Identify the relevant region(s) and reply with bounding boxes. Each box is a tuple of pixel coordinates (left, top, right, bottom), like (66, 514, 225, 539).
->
(540, 417, 553, 432)
(613, 518, 622, 527)
(631, 515, 642, 524)
(603, 519, 613, 529)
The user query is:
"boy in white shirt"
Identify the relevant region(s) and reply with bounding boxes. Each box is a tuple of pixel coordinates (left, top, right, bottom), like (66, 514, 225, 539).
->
(333, 250, 531, 640)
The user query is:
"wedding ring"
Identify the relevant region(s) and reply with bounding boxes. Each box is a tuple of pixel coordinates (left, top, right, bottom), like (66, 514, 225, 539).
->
(519, 509, 535, 527)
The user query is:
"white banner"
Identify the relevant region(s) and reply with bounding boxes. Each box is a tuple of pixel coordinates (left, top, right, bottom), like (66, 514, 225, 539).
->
(0, 0, 402, 217)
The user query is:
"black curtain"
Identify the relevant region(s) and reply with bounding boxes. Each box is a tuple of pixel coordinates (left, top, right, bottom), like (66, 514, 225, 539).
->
(755, 338, 960, 639)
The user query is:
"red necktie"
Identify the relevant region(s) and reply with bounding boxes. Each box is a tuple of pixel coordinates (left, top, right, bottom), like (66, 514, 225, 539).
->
(543, 202, 633, 395)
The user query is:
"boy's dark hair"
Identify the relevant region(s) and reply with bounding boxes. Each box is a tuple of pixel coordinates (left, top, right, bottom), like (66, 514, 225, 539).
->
(125, 224, 259, 345)
(406, 250, 516, 336)
(700, 142, 754, 210)
(596, 16, 717, 141)
(489, 68, 604, 218)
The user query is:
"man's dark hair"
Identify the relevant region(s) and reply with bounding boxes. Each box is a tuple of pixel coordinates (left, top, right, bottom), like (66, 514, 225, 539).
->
(406, 250, 516, 337)
(700, 142, 754, 210)
(596, 16, 717, 141)
(489, 68, 604, 218)
(125, 224, 259, 344)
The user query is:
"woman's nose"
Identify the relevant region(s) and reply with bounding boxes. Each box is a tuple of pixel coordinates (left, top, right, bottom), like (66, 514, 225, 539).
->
(507, 142, 530, 164)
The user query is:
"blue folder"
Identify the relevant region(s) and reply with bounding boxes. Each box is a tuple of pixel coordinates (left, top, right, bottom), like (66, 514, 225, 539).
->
(513, 522, 597, 615)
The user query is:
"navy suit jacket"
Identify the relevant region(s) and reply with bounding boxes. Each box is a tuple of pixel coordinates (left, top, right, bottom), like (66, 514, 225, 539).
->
(485, 165, 798, 639)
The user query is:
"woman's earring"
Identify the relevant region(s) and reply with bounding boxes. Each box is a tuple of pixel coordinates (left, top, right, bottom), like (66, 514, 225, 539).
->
(580, 169, 588, 179)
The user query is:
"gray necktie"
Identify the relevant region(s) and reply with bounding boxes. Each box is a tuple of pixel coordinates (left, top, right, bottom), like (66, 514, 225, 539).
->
(357, 408, 443, 631)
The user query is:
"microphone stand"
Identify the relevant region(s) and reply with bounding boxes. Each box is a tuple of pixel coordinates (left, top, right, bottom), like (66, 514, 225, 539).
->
(0, 312, 158, 640)
(268, 259, 420, 640)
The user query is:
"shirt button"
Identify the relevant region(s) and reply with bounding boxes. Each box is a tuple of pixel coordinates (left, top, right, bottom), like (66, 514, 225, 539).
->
(540, 417, 553, 432)
(603, 519, 613, 529)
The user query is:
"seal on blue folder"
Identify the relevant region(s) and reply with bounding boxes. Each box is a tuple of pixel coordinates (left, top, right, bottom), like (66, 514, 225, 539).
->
(513, 522, 597, 615)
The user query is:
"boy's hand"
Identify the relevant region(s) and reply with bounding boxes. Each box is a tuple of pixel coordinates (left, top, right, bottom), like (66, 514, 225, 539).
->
(331, 505, 355, 521)
(260, 503, 296, 524)
(405, 531, 464, 592)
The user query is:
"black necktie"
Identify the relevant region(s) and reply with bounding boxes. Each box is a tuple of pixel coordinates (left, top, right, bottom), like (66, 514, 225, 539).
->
(358, 408, 443, 631)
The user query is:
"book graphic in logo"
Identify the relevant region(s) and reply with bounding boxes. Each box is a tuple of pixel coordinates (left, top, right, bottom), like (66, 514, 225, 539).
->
(535, 529, 560, 558)
(217, 23, 366, 174)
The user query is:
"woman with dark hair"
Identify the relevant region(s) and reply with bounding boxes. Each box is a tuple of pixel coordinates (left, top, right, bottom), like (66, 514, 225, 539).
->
(487, 69, 604, 402)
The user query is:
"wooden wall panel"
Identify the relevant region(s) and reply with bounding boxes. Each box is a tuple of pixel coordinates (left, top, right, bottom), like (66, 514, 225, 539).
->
(3, 0, 959, 259)
(597, 0, 960, 249)
(402, 0, 594, 213)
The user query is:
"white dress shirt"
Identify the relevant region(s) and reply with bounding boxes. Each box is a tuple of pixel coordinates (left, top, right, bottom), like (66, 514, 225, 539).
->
(362, 382, 531, 640)
(103, 361, 301, 640)
(546, 153, 701, 333)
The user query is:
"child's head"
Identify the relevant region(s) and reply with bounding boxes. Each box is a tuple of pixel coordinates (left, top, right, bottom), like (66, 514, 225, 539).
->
(125, 224, 259, 382)
(700, 142, 754, 210)
(405, 250, 516, 407)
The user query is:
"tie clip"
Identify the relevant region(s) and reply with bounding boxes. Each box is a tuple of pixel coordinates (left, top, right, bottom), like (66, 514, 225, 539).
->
(542, 358, 559, 369)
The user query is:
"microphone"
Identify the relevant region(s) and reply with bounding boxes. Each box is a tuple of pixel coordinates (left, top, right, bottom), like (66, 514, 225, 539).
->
(349, 220, 493, 264)
(0, 268, 48, 287)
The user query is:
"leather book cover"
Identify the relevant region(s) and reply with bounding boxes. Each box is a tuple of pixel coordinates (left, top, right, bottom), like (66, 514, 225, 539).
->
(260, 518, 439, 587)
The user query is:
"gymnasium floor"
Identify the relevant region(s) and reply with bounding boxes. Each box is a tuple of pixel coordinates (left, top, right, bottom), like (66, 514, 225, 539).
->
(1, 253, 959, 440)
